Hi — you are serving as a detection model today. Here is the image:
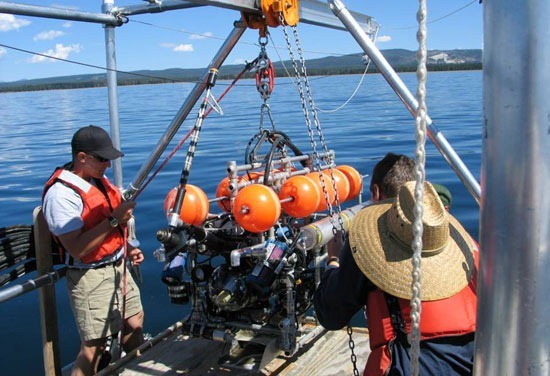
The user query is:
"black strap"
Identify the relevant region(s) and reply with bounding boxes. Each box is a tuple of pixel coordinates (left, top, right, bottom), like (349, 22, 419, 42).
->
(383, 292, 410, 347)
(93, 178, 124, 238)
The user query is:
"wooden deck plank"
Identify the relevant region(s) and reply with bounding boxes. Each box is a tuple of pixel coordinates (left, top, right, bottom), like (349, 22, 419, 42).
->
(112, 326, 371, 375)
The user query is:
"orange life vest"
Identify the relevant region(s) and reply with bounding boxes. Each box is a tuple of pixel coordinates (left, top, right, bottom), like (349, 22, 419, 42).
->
(364, 250, 479, 376)
(43, 168, 125, 264)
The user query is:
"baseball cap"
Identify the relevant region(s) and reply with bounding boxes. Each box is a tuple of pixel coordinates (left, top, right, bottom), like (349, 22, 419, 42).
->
(432, 183, 452, 208)
(71, 125, 124, 160)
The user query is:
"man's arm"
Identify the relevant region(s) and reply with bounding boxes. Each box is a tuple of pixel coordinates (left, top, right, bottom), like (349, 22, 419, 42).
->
(313, 239, 373, 330)
(56, 200, 136, 260)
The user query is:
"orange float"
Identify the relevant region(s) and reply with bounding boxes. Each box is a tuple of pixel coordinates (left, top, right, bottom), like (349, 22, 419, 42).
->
(164, 184, 209, 226)
(306, 172, 336, 212)
(242, 171, 263, 183)
(336, 165, 363, 201)
(279, 175, 321, 218)
(233, 184, 281, 233)
(215, 177, 235, 212)
(323, 168, 351, 203)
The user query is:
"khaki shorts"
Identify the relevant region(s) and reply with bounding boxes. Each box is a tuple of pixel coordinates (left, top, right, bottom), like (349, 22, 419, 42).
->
(66, 260, 143, 342)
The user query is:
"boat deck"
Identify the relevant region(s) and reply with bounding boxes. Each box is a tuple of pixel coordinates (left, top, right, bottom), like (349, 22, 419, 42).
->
(100, 326, 371, 375)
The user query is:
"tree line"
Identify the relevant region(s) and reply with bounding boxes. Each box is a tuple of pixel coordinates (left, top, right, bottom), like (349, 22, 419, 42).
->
(0, 63, 482, 93)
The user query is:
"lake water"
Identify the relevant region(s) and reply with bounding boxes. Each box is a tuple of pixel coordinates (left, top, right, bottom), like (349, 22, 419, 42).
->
(0, 70, 482, 375)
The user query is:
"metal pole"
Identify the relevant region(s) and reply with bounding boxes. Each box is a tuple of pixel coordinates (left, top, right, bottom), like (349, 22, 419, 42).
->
(0, 267, 67, 303)
(114, 0, 377, 34)
(327, 0, 481, 204)
(125, 25, 246, 200)
(0, 1, 119, 25)
(475, 0, 550, 375)
(103, 0, 123, 188)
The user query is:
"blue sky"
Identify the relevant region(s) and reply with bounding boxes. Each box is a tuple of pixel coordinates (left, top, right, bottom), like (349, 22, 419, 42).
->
(0, 1, 482, 82)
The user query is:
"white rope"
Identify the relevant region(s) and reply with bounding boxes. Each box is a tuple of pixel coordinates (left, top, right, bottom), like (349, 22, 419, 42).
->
(315, 26, 379, 114)
(409, 0, 429, 375)
(314, 63, 369, 114)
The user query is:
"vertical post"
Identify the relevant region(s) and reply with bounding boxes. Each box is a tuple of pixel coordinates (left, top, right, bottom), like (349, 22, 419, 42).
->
(475, 0, 550, 375)
(103, 0, 123, 188)
(34, 207, 62, 376)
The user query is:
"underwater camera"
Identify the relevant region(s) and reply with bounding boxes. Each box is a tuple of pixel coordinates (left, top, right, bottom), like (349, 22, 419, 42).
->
(154, 131, 365, 371)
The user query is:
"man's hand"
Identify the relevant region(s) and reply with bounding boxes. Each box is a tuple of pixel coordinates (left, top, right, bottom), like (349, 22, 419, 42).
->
(327, 229, 346, 260)
(128, 247, 144, 266)
(112, 201, 136, 225)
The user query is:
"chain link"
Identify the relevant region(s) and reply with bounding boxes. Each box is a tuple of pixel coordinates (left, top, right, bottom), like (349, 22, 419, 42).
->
(347, 325, 360, 376)
(280, 15, 345, 237)
(279, 12, 356, 374)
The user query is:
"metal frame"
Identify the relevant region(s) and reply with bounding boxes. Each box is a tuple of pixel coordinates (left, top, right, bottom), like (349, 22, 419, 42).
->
(4, 1, 547, 375)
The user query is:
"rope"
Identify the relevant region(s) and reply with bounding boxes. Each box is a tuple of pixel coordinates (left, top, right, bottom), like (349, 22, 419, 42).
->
(314, 60, 369, 114)
(116, 226, 129, 360)
(315, 26, 379, 114)
(409, 0, 429, 374)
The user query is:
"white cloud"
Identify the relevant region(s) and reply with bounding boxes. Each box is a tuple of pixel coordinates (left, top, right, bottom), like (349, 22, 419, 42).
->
(34, 30, 66, 41)
(62, 22, 72, 28)
(29, 43, 82, 63)
(0, 14, 31, 32)
(232, 58, 247, 65)
(0, 47, 6, 58)
(377, 35, 392, 43)
(190, 32, 213, 40)
(173, 44, 194, 52)
(160, 42, 194, 52)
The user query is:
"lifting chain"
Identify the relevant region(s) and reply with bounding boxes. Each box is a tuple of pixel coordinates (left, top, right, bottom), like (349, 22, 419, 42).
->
(279, 14, 357, 375)
(347, 325, 360, 376)
(279, 14, 346, 237)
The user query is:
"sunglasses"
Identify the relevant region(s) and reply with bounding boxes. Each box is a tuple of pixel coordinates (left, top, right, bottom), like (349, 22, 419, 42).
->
(87, 153, 109, 163)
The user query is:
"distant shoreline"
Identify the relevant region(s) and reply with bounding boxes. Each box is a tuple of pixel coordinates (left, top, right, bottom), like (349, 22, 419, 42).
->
(0, 63, 482, 94)
(0, 48, 482, 93)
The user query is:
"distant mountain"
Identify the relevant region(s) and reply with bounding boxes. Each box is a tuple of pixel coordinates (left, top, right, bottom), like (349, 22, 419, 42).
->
(0, 49, 482, 93)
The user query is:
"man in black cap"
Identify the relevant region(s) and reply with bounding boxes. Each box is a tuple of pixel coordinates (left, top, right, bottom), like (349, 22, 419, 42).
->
(42, 125, 144, 376)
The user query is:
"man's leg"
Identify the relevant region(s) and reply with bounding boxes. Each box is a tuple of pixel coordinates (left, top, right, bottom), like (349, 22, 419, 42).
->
(71, 338, 106, 376)
(122, 310, 144, 352)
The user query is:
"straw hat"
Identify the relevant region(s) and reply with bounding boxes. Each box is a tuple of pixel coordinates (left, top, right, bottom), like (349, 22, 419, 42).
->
(349, 181, 475, 300)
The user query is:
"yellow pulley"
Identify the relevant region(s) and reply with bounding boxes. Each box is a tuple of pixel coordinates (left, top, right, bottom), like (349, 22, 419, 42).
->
(262, 0, 299, 27)
(240, 12, 269, 37)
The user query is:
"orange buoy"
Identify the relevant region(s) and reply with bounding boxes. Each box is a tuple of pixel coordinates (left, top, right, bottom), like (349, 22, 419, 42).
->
(164, 184, 210, 226)
(216, 176, 242, 212)
(323, 168, 351, 203)
(242, 171, 263, 183)
(279, 175, 321, 218)
(233, 184, 281, 233)
(336, 165, 363, 201)
(215, 177, 231, 212)
(306, 172, 336, 212)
